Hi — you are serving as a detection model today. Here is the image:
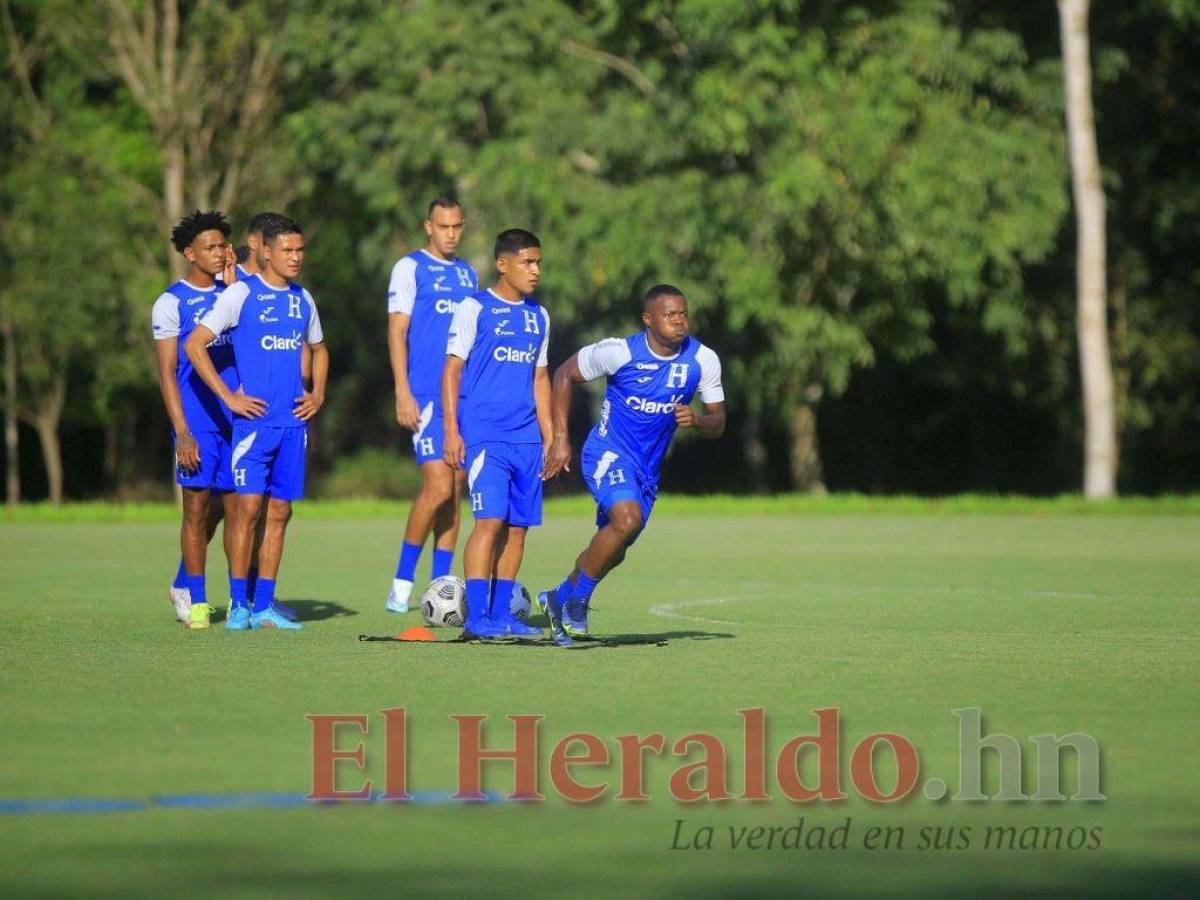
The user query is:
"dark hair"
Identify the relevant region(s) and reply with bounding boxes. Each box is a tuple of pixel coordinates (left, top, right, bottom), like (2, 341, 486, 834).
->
(494, 228, 540, 258)
(262, 215, 303, 245)
(643, 283, 685, 310)
(247, 211, 284, 236)
(170, 209, 230, 253)
(427, 196, 462, 218)
(234, 245, 250, 264)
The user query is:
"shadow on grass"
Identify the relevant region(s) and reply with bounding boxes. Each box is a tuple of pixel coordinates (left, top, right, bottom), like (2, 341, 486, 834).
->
(283, 599, 358, 622)
(452, 629, 733, 650)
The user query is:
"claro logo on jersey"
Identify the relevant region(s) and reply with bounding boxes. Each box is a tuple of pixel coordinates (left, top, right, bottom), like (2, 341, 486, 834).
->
(435, 298, 460, 314)
(626, 393, 684, 415)
(493, 345, 537, 364)
(261, 331, 304, 351)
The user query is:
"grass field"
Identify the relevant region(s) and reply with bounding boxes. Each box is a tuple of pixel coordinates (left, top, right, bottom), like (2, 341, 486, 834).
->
(1, 497, 1197, 898)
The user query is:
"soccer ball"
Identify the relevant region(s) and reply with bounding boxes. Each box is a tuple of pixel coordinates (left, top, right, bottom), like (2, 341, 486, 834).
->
(510, 581, 532, 620)
(420, 576, 466, 628)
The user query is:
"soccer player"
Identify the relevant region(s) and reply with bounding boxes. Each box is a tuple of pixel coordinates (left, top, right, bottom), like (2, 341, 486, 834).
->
(385, 198, 478, 612)
(151, 210, 239, 628)
(539, 284, 725, 646)
(442, 229, 551, 639)
(184, 215, 329, 631)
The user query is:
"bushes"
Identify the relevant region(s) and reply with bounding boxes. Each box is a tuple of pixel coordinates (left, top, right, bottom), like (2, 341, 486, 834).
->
(318, 448, 422, 500)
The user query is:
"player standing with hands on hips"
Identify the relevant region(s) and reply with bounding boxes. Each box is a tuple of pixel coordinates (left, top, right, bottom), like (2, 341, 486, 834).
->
(540, 284, 725, 647)
(442, 229, 552, 640)
(185, 216, 329, 631)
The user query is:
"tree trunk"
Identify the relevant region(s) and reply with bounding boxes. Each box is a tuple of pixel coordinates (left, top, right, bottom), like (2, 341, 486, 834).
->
(25, 375, 65, 505)
(788, 403, 827, 495)
(164, 132, 186, 278)
(1058, 0, 1117, 498)
(742, 411, 769, 493)
(1, 315, 18, 505)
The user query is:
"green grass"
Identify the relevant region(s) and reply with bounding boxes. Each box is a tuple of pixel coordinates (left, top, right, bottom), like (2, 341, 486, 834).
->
(1, 503, 1198, 897)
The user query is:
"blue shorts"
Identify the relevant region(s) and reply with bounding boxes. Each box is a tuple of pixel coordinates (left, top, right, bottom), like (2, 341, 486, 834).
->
(411, 394, 445, 465)
(175, 430, 234, 492)
(581, 437, 656, 538)
(230, 424, 308, 501)
(465, 442, 543, 526)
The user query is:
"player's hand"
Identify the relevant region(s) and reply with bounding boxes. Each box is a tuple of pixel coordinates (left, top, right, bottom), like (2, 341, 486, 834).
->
(225, 389, 266, 419)
(176, 432, 201, 473)
(543, 435, 572, 480)
(222, 246, 238, 285)
(674, 403, 697, 429)
(443, 432, 465, 470)
(293, 390, 325, 421)
(395, 391, 420, 430)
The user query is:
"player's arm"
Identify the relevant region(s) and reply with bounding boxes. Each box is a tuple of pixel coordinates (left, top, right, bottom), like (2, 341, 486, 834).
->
(674, 400, 726, 437)
(153, 338, 200, 473)
(545, 352, 587, 479)
(184, 325, 265, 419)
(535, 365, 554, 478)
(294, 292, 328, 420)
(674, 346, 725, 437)
(186, 284, 265, 418)
(387, 257, 420, 429)
(388, 313, 420, 429)
(441, 355, 466, 469)
(441, 298, 478, 470)
(301, 343, 313, 392)
(295, 342, 328, 421)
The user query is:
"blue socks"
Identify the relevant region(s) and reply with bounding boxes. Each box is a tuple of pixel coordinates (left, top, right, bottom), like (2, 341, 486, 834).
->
(465, 579, 490, 625)
(229, 576, 249, 610)
(173, 559, 188, 590)
(396, 541, 422, 581)
(491, 579, 514, 620)
(568, 571, 598, 603)
(186, 574, 207, 604)
(253, 578, 276, 614)
(432, 547, 454, 579)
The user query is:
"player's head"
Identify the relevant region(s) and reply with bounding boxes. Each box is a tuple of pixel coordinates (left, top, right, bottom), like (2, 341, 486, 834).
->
(642, 284, 690, 350)
(234, 245, 250, 265)
(245, 211, 286, 273)
(260, 215, 305, 282)
(424, 197, 465, 259)
(170, 209, 230, 277)
(494, 229, 541, 296)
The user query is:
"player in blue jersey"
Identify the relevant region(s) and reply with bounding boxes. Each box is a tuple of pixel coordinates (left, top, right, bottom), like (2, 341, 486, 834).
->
(386, 198, 479, 612)
(539, 284, 725, 646)
(442, 229, 551, 639)
(184, 215, 329, 631)
(152, 210, 239, 628)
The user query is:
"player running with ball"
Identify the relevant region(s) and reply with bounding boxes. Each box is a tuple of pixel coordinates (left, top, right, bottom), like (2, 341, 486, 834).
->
(540, 284, 725, 647)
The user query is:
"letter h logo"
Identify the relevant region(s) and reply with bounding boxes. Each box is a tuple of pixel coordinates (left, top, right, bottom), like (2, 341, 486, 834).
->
(471, 492, 484, 512)
(288, 294, 303, 320)
(522, 309, 541, 335)
(666, 363, 689, 389)
(607, 468, 627, 486)
(233, 468, 247, 487)
(418, 438, 434, 458)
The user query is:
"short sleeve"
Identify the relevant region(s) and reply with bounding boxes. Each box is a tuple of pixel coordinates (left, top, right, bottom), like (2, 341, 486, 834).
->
(695, 345, 725, 403)
(151, 292, 180, 340)
(304, 289, 324, 344)
(388, 257, 418, 315)
(446, 297, 481, 359)
(199, 281, 249, 336)
(536, 307, 551, 368)
(576, 338, 632, 381)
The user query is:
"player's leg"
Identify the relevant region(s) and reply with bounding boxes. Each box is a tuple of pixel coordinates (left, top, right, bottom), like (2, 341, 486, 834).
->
(459, 443, 513, 638)
(389, 397, 455, 611)
(249, 427, 307, 630)
(430, 467, 465, 578)
(248, 492, 297, 621)
(488, 443, 543, 637)
(179, 487, 212, 626)
(225, 424, 273, 629)
(388, 460, 455, 612)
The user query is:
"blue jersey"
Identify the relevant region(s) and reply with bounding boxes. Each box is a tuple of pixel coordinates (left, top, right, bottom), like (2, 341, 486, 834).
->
(388, 250, 478, 396)
(200, 274, 324, 428)
(151, 279, 238, 433)
(447, 289, 550, 445)
(577, 332, 724, 482)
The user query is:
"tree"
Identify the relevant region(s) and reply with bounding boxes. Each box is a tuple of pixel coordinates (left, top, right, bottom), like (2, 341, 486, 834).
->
(1058, 0, 1116, 498)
